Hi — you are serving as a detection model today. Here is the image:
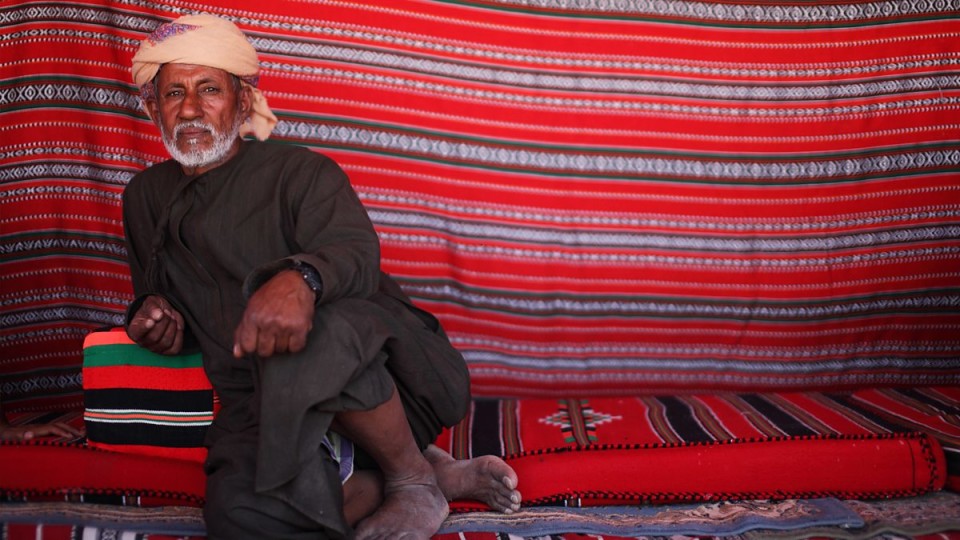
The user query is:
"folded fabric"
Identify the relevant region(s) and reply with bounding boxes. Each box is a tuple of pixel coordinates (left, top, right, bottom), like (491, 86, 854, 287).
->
(82, 329, 215, 463)
(435, 396, 950, 511)
(0, 440, 205, 507)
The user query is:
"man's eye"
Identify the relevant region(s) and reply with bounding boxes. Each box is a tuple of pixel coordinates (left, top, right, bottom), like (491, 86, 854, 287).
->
(201, 86, 220, 93)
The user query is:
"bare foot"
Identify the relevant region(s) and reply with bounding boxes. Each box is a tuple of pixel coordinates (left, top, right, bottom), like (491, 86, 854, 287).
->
(354, 469, 448, 540)
(424, 445, 521, 513)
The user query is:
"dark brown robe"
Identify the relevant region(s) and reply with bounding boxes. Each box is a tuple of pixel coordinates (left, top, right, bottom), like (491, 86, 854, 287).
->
(123, 140, 470, 539)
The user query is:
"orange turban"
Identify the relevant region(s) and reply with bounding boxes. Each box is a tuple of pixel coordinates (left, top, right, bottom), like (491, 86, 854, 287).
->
(131, 14, 278, 141)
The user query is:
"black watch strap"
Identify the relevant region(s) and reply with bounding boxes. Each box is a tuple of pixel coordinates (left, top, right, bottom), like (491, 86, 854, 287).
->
(292, 261, 323, 303)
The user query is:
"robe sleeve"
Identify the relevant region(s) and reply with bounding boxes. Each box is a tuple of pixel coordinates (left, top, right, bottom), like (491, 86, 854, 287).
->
(242, 155, 380, 303)
(121, 172, 198, 351)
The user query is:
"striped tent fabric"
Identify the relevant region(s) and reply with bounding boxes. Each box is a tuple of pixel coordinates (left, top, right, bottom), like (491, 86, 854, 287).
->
(2, 0, 960, 410)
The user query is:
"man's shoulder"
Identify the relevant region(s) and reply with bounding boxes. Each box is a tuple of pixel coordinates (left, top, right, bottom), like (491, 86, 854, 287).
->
(245, 140, 332, 165)
(241, 141, 349, 188)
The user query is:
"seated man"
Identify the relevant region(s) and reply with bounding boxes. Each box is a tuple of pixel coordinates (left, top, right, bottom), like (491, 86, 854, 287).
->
(124, 14, 520, 539)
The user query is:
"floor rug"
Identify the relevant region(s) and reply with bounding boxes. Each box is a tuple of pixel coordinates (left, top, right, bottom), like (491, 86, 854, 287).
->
(0, 502, 205, 537)
(743, 490, 960, 540)
(0, 498, 857, 539)
(4, 494, 959, 539)
(438, 498, 860, 537)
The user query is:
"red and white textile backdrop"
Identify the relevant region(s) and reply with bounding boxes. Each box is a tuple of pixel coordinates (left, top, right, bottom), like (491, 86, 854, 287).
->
(2, 0, 960, 410)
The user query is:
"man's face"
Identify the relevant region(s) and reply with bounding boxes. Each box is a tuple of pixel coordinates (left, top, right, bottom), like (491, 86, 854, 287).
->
(145, 63, 252, 174)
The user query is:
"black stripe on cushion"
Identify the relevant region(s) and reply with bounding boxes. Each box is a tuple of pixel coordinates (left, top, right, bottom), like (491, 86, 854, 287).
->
(85, 388, 212, 412)
(85, 422, 209, 447)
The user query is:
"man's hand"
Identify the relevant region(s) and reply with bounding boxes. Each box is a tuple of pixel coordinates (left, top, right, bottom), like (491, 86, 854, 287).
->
(0, 421, 85, 441)
(233, 269, 316, 358)
(128, 295, 185, 355)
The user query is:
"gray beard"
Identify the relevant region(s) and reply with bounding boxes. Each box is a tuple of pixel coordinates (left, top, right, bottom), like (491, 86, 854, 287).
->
(161, 117, 242, 169)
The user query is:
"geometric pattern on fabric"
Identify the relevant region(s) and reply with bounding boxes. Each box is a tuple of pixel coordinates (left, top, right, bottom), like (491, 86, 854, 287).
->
(81, 331, 214, 463)
(3, 0, 960, 405)
(0, 392, 957, 537)
(436, 388, 960, 506)
(3, 495, 960, 540)
(0, 525, 204, 540)
(440, 494, 960, 540)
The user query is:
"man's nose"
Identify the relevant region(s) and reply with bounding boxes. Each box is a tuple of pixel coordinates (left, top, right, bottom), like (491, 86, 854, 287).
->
(178, 91, 202, 119)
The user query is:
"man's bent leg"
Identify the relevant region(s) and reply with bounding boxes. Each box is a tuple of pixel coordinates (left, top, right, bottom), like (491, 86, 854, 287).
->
(204, 431, 343, 540)
(342, 469, 382, 526)
(335, 386, 449, 540)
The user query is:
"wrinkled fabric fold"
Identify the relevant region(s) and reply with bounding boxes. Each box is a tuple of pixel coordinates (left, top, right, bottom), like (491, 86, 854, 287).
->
(213, 275, 470, 536)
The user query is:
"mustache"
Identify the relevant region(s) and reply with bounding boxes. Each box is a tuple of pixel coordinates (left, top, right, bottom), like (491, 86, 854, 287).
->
(173, 121, 215, 138)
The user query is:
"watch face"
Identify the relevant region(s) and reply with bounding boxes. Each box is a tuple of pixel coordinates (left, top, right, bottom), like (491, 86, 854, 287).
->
(296, 262, 323, 297)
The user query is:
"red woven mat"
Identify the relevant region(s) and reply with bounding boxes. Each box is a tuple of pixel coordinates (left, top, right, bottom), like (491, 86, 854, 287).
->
(435, 393, 952, 509)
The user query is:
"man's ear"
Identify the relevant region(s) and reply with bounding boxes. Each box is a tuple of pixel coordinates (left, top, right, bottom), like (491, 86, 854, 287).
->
(239, 84, 253, 121)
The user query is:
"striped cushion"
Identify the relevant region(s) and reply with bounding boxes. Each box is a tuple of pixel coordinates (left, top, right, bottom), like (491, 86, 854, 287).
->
(82, 330, 214, 462)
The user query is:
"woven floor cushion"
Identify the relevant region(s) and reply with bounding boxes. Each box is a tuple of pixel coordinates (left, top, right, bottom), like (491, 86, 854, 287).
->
(14, 332, 956, 510)
(0, 440, 205, 507)
(435, 391, 959, 509)
(0, 390, 954, 511)
(844, 386, 960, 490)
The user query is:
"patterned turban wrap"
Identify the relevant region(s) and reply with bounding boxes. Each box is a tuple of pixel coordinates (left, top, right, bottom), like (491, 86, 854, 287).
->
(131, 14, 278, 141)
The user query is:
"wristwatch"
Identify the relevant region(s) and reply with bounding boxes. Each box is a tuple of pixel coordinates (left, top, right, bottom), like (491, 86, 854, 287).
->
(292, 260, 323, 303)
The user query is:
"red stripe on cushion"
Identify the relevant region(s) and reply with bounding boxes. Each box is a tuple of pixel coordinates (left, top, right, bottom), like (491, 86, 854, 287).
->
(85, 441, 208, 463)
(82, 365, 211, 391)
(82, 328, 135, 348)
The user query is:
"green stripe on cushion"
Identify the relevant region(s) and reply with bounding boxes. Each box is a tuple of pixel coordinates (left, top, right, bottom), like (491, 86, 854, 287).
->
(84, 344, 203, 369)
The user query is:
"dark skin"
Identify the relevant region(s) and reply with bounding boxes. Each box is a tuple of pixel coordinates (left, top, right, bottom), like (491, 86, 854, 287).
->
(0, 411, 84, 441)
(127, 270, 313, 358)
(129, 62, 521, 539)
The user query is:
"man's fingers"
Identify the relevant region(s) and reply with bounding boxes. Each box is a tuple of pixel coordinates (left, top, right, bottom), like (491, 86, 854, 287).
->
(288, 330, 308, 354)
(144, 315, 174, 353)
(129, 297, 176, 342)
(272, 334, 290, 355)
(257, 332, 277, 358)
(127, 315, 151, 340)
(44, 423, 80, 439)
(163, 324, 184, 355)
(0, 423, 84, 441)
(55, 422, 85, 437)
(157, 317, 183, 355)
(133, 303, 184, 355)
(234, 326, 302, 359)
(234, 321, 258, 358)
